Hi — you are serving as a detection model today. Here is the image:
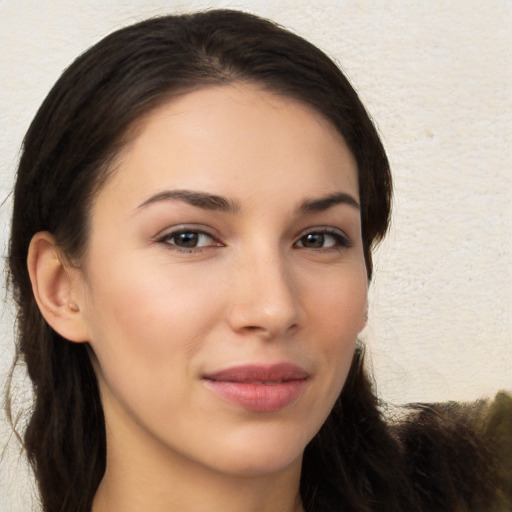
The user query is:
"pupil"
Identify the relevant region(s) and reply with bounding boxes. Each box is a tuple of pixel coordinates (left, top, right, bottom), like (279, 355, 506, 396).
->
(176, 232, 198, 247)
(304, 233, 324, 248)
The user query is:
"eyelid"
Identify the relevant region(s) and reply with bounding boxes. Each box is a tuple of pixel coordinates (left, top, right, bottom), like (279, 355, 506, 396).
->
(154, 225, 223, 251)
(294, 226, 352, 248)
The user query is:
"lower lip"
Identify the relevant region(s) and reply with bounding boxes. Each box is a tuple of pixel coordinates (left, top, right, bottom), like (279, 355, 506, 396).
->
(203, 379, 307, 413)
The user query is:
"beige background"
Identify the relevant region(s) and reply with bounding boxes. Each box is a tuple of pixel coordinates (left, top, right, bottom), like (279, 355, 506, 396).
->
(1, 1, 511, 510)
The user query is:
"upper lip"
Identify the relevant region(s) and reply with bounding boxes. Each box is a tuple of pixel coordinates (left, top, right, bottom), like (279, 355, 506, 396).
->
(203, 363, 309, 383)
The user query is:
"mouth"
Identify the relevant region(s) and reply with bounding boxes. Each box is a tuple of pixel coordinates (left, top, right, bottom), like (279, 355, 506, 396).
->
(202, 363, 309, 413)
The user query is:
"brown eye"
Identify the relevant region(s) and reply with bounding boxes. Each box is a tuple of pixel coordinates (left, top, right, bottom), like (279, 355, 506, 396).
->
(159, 230, 217, 249)
(295, 230, 351, 250)
(300, 233, 326, 248)
(173, 232, 201, 248)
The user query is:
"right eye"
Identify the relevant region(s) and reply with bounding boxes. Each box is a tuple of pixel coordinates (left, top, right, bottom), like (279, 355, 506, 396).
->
(157, 229, 221, 251)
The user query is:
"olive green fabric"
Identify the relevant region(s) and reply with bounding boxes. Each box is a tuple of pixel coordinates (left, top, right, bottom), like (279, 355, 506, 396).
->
(481, 392, 512, 511)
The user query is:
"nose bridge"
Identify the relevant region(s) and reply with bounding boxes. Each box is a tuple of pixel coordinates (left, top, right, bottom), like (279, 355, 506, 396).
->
(229, 243, 299, 337)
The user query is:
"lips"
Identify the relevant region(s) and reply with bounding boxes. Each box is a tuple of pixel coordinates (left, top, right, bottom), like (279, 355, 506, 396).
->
(202, 363, 309, 413)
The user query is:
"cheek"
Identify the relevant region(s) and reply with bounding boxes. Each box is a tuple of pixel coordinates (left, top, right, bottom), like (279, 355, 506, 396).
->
(82, 260, 226, 394)
(302, 263, 367, 390)
(304, 261, 367, 338)
(87, 256, 219, 335)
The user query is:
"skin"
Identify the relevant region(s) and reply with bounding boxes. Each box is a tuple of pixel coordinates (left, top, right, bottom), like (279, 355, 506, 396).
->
(30, 84, 368, 512)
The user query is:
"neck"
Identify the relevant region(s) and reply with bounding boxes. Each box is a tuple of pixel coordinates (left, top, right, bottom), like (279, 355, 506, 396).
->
(93, 394, 304, 512)
(93, 447, 304, 512)
(94, 468, 304, 512)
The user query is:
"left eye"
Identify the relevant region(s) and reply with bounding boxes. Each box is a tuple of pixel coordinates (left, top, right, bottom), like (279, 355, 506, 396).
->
(295, 231, 349, 249)
(159, 230, 216, 249)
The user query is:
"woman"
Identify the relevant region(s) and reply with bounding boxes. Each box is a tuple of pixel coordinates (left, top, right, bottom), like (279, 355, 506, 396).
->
(6, 9, 510, 512)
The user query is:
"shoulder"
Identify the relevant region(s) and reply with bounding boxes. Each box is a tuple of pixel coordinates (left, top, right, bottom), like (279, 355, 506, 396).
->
(393, 391, 512, 512)
(478, 392, 512, 511)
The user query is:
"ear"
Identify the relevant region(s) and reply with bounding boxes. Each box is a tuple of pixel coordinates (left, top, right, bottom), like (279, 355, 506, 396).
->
(27, 231, 89, 342)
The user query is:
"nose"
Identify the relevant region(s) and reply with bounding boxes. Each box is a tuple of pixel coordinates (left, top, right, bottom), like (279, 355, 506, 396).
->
(226, 250, 301, 339)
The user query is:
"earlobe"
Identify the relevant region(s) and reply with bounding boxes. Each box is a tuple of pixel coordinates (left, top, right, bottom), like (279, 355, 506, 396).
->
(27, 232, 89, 343)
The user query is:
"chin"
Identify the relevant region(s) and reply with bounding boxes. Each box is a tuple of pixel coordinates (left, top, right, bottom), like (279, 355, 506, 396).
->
(212, 448, 304, 478)
(194, 420, 316, 478)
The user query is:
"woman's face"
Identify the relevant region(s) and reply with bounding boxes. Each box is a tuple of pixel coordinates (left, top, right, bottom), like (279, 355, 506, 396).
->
(76, 84, 368, 477)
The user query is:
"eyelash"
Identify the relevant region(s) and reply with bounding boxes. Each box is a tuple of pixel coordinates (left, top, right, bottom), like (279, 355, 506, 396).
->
(294, 227, 352, 251)
(156, 228, 221, 253)
(156, 227, 352, 253)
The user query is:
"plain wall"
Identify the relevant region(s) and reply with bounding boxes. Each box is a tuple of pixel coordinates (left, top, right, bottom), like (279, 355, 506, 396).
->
(1, 1, 510, 510)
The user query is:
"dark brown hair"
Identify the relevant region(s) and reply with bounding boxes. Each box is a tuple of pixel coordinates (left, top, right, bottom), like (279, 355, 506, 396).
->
(7, 9, 501, 512)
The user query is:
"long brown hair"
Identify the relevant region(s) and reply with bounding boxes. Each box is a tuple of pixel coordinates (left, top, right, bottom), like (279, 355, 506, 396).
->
(7, 10, 500, 512)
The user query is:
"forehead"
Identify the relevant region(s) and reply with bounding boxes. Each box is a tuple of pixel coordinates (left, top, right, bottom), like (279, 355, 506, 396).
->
(95, 84, 359, 210)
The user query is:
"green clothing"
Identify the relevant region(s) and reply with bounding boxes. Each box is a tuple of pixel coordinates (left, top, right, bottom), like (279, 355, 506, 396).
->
(479, 392, 512, 511)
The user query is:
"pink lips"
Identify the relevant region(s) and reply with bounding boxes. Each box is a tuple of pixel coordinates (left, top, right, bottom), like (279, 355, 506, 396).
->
(202, 363, 309, 413)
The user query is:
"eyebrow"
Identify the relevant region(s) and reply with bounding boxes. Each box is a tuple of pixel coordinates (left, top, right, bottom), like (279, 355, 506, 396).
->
(137, 189, 240, 213)
(136, 189, 359, 214)
(297, 192, 360, 213)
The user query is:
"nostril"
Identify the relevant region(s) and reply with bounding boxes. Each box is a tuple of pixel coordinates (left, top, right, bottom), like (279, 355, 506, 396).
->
(241, 323, 299, 336)
(244, 325, 265, 332)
